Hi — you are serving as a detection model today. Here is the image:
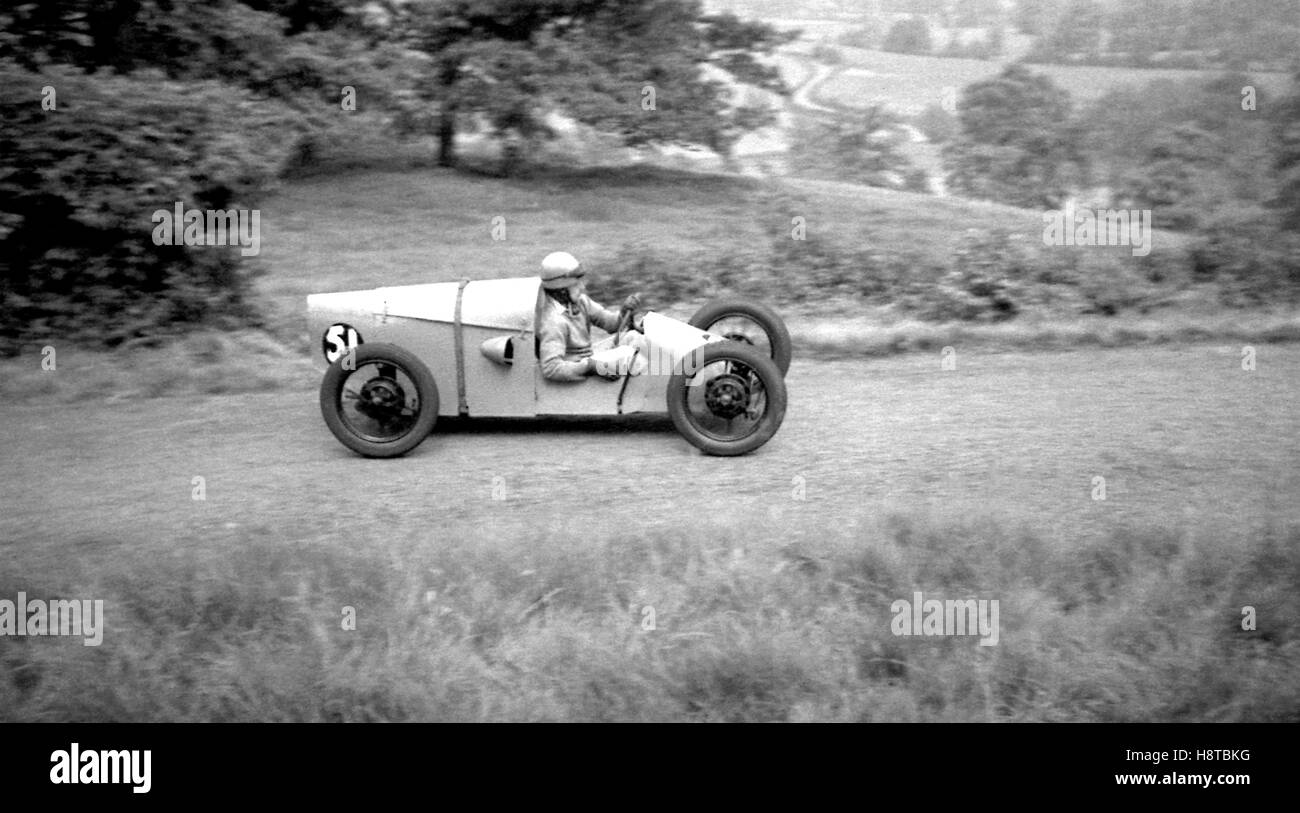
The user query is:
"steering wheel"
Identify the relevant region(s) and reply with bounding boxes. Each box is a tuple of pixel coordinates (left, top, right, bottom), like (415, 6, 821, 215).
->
(614, 306, 636, 345)
(614, 292, 643, 345)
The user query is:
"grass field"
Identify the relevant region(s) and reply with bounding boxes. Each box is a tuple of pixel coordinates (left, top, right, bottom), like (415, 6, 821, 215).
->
(4, 508, 1297, 721)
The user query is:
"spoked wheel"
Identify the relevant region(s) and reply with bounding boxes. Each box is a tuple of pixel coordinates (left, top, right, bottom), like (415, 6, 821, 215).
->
(687, 298, 792, 376)
(667, 341, 787, 456)
(319, 343, 439, 458)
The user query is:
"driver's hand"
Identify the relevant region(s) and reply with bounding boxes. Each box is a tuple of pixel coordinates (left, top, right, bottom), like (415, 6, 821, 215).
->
(583, 358, 620, 381)
(621, 293, 642, 313)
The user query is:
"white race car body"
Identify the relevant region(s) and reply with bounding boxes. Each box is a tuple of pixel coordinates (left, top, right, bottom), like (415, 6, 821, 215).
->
(307, 277, 722, 418)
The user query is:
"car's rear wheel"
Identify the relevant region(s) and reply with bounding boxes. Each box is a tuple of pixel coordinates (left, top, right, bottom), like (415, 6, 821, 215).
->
(667, 341, 786, 456)
(687, 298, 792, 376)
(319, 343, 439, 458)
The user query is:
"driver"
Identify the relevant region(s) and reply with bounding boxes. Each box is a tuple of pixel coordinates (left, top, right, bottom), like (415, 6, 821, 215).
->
(537, 251, 646, 382)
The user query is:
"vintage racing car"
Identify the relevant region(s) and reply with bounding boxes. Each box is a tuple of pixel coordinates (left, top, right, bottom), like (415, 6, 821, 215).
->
(307, 277, 792, 458)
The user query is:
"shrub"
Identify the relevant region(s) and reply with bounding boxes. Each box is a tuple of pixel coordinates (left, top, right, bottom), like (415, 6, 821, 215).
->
(789, 107, 921, 191)
(881, 17, 933, 55)
(810, 44, 843, 65)
(1190, 207, 1300, 305)
(0, 62, 299, 348)
(836, 26, 879, 50)
(913, 102, 958, 144)
(596, 209, 1287, 323)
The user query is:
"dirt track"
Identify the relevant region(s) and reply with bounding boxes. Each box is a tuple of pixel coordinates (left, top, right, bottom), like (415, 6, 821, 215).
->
(4, 344, 1298, 560)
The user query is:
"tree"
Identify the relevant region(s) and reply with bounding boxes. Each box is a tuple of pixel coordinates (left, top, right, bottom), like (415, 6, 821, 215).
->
(792, 105, 920, 189)
(1272, 68, 1300, 224)
(942, 64, 1082, 207)
(1120, 125, 1221, 230)
(1, 0, 425, 168)
(952, 0, 1002, 28)
(988, 24, 1005, 57)
(914, 102, 958, 144)
(1013, 0, 1060, 36)
(0, 0, 380, 75)
(881, 16, 932, 55)
(1041, 0, 1102, 61)
(1104, 1, 1166, 66)
(399, 0, 794, 169)
(1081, 72, 1276, 227)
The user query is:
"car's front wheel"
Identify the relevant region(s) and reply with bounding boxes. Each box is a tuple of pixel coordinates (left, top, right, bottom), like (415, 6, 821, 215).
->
(319, 343, 439, 458)
(687, 298, 792, 376)
(667, 341, 786, 456)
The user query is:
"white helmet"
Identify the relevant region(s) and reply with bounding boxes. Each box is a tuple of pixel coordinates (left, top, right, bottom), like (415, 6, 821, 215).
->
(540, 251, 583, 289)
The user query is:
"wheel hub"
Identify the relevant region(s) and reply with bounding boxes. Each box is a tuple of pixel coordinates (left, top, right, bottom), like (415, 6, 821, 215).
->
(704, 373, 750, 419)
(357, 377, 406, 419)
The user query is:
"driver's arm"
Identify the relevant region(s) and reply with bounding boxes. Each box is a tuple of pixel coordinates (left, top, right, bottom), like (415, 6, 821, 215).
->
(580, 294, 622, 334)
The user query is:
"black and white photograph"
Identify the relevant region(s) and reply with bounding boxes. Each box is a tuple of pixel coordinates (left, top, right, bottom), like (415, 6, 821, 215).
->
(1, 0, 1296, 778)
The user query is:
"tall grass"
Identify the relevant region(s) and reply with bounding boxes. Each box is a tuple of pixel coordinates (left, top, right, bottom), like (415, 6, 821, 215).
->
(3, 512, 1296, 722)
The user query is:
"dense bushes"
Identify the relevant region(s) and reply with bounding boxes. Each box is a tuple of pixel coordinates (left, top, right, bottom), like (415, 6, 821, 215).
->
(1190, 208, 1300, 306)
(0, 63, 298, 348)
(0, 1, 428, 349)
(595, 209, 1299, 323)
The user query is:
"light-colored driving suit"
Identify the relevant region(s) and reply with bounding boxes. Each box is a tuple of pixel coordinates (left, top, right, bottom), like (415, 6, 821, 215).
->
(538, 292, 641, 382)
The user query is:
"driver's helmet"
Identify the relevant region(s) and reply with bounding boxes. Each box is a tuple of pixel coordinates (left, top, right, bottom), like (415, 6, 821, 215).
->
(540, 251, 583, 290)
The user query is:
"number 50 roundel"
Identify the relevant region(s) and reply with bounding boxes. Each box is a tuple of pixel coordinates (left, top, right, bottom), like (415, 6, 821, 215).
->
(322, 323, 362, 364)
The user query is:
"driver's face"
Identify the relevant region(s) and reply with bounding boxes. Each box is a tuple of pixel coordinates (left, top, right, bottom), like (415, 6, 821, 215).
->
(562, 274, 584, 298)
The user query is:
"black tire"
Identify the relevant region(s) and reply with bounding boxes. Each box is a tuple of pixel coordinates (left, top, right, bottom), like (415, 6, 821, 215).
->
(667, 341, 787, 456)
(687, 298, 792, 376)
(319, 342, 439, 458)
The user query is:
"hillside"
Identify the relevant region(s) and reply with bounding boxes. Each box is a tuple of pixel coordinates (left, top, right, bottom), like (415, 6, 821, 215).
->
(259, 164, 1190, 324)
(4, 163, 1295, 407)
